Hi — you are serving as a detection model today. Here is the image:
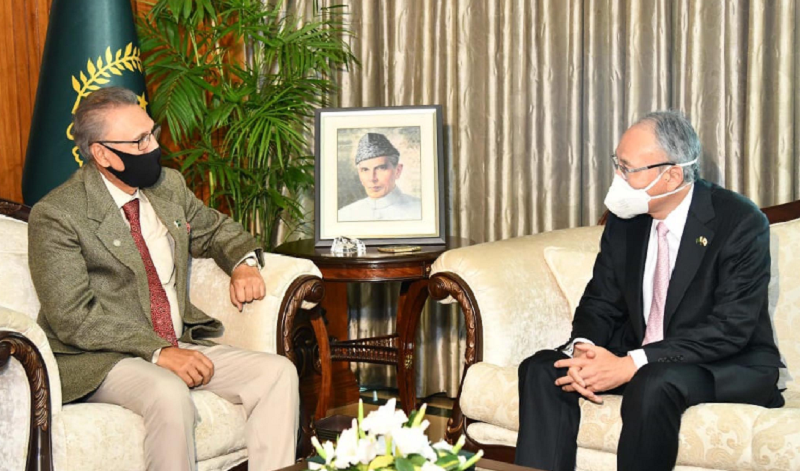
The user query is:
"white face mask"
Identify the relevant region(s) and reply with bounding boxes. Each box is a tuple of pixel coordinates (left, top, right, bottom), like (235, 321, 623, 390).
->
(603, 159, 697, 219)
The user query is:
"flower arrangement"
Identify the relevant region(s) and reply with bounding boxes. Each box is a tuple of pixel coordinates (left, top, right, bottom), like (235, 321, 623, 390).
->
(310, 399, 483, 471)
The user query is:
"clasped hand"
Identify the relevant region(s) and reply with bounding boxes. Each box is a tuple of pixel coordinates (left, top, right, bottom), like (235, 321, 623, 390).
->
(229, 263, 266, 311)
(553, 344, 637, 404)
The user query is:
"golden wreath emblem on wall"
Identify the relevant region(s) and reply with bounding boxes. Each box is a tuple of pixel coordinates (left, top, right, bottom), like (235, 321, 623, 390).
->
(66, 42, 148, 167)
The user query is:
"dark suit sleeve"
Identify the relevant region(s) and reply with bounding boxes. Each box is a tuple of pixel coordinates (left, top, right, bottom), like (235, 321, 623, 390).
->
(28, 201, 171, 359)
(169, 169, 261, 275)
(570, 216, 629, 347)
(643, 209, 770, 364)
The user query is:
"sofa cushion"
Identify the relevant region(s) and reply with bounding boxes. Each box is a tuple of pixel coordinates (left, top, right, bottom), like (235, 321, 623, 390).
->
(543, 246, 599, 317)
(767, 218, 800, 391)
(53, 391, 246, 471)
(0, 215, 40, 320)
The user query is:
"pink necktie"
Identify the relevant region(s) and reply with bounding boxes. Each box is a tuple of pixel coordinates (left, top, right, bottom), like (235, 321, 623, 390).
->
(122, 199, 178, 346)
(643, 222, 669, 345)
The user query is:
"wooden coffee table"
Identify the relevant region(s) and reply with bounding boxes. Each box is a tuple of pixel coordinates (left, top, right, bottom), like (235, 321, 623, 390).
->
(276, 458, 543, 471)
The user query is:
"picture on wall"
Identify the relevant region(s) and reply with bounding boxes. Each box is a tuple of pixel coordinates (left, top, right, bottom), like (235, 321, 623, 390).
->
(315, 105, 445, 246)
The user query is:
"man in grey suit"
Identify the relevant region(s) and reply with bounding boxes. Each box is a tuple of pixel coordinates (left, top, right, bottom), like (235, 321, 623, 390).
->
(28, 87, 298, 471)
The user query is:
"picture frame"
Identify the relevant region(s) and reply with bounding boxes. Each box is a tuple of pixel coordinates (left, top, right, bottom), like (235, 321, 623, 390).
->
(314, 105, 446, 247)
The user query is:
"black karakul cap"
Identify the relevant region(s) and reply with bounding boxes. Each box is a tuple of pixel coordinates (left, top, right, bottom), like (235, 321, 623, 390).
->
(355, 133, 400, 166)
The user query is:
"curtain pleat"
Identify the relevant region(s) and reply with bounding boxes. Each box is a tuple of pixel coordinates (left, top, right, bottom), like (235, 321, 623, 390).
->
(288, 0, 799, 398)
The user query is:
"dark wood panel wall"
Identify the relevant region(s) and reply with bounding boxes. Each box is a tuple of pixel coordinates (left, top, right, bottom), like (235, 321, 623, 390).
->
(0, 0, 145, 203)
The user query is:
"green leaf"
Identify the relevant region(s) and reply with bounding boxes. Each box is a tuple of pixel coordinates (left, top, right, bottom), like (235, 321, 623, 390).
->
(395, 457, 416, 471)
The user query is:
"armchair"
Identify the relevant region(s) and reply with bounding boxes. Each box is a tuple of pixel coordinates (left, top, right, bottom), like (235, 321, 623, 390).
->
(429, 201, 800, 471)
(0, 199, 325, 471)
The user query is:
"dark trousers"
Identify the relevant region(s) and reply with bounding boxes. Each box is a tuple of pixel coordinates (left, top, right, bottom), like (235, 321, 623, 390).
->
(514, 349, 780, 471)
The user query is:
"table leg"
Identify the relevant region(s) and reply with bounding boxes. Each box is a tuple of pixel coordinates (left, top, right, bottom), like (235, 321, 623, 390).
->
(396, 278, 430, 414)
(320, 281, 361, 411)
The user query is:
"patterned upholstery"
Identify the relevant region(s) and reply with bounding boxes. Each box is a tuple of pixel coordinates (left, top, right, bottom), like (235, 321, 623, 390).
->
(437, 217, 800, 471)
(0, 214, 321, 471)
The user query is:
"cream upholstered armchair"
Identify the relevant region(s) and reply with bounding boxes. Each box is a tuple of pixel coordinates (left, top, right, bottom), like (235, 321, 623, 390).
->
(429, 202, 800, 471)
(0, 199, 325, 471)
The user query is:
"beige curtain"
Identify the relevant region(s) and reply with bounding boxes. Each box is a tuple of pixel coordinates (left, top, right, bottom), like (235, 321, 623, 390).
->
(289, 0, 799, 398)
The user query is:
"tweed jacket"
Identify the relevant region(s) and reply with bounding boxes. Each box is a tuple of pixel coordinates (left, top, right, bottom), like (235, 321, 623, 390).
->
(28, 163, 261, 403)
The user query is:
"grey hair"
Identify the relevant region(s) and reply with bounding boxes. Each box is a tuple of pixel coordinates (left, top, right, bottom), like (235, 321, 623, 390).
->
(73, 87, 140, 161)
(635, 110, 702, 183)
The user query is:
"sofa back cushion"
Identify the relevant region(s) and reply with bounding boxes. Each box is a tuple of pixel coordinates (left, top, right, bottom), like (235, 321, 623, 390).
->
(768, 218, 800, 391)
(0, 215, 39, 320)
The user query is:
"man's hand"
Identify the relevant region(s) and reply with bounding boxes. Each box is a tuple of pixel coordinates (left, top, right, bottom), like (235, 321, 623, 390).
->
(555, 344, 637, 403)
(156, 347, 215, 387)
(230, 263, 266, 312)
(554, 344, 602, 403)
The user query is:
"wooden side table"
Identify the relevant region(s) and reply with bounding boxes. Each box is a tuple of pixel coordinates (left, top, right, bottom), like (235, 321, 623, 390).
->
(275, 239, 452, 417)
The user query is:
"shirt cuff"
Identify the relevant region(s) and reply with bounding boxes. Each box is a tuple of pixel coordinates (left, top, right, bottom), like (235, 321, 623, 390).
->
(561, 337, 595, 357)
(234, 251, 260, 270)
(628, 349, 648, 369)
(151, 347, 162, 364)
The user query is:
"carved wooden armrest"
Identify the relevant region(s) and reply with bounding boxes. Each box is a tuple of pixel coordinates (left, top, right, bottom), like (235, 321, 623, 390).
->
(428, 272, 483, 445)
(0, 331, 53, 471)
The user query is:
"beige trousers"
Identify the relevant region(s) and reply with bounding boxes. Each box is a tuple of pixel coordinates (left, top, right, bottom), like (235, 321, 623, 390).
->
(87, 342, 299, 471)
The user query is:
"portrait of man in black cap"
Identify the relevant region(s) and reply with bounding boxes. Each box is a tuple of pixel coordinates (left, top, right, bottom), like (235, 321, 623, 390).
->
(337, 131, 422, 222)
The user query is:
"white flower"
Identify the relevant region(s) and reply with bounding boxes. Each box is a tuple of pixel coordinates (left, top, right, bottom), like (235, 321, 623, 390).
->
(422, 462, 447, 471)
(356, 437, 381, 464)
(308, 462, 324, 470)
(332, 420, 360, 469)
(360, 398, 408, 436)
(321, 440, 336, 465)
(392, 426, 437, 461)
(432, 440, 454, 453)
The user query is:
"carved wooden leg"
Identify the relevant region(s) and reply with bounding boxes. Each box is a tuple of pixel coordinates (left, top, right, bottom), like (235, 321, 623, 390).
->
(396, 279, 429, 415)
(0, 331, 53, 471)
(309, 308, 331, 420)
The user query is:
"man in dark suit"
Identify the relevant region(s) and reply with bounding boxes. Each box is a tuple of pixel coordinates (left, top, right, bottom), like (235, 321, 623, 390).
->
(515, 111, 784, 471)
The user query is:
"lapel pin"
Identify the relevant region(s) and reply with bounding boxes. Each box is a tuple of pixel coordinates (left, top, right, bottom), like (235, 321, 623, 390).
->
(174, 220, 182, 229)
(696, 236, 708, 247)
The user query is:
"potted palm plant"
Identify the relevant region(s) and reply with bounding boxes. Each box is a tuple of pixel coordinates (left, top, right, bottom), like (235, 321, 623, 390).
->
(137, 0, 356, 249)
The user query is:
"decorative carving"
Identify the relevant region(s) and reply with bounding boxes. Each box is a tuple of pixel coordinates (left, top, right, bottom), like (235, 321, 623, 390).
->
(277, 276, 325, 363)
(429, 273, 483, 366)
(0, 331, 53, 471)
(330, 334, 399, 364)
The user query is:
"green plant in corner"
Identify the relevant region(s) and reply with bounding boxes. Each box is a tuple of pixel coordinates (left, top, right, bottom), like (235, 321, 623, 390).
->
(137, 0, 356, 249)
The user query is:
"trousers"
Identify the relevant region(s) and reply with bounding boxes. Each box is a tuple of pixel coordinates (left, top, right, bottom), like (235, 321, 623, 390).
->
(514, 349, 780, 471)
(87, 342, 299, 471)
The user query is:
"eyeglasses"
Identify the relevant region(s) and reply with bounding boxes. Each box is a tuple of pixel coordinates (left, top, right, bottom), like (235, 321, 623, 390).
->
(94, 124, 161, 152)
(611, 154, 673, 180)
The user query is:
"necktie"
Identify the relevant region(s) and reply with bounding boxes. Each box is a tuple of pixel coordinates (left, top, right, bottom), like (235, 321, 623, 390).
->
(122, 199, 178, 346)
(643, 222, 669, 345)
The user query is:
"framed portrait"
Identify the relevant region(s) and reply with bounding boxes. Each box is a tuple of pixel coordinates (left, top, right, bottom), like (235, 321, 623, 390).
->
(314, 105, 445, 246)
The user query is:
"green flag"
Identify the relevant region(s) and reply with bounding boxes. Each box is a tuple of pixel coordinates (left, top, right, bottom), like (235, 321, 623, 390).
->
(22, 0, 148, 205)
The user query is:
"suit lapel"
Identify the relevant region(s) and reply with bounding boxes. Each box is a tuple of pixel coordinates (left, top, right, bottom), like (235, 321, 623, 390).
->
(84, 164, 154, 322)
(142, 185, 189, 318)
(663, 181, 716, 330)
(626, 215, 652, 341)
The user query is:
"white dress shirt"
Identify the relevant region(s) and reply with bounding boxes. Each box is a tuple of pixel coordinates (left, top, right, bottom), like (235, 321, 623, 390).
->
(565, 184, 695, 370)
(628, 184, 694, 367)
(101, 174, 184, 342)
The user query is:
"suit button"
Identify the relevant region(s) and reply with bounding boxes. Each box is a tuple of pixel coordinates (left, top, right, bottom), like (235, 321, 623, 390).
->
(113, 240, 121, 247)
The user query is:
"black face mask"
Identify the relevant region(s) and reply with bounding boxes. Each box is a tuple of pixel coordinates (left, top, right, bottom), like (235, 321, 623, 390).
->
(101, 145, 162, 188)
